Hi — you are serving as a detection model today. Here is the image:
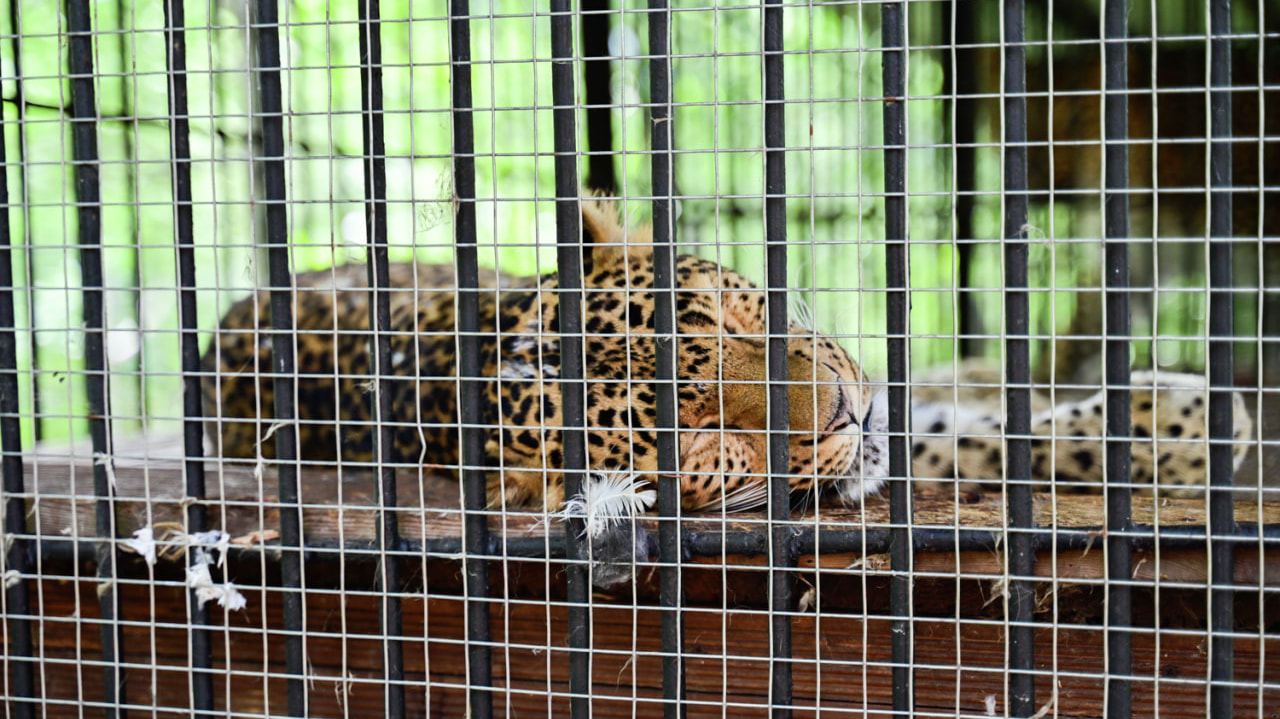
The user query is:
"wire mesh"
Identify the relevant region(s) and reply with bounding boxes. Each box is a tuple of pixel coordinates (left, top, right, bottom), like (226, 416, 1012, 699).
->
(0, 1, 1276, 717)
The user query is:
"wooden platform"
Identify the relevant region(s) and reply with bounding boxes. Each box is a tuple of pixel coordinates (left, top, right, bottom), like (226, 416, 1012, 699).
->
(6, 434, 1280, 717)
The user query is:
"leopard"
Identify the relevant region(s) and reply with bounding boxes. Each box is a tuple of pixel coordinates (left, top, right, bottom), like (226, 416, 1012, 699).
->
(201, 198, 890, 515)
(909, 362, 1254, 498)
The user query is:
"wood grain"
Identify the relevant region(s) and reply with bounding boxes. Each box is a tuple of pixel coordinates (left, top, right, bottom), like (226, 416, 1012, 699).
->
(21, 434, 1279, 586)
(8, 434, 1278, 717)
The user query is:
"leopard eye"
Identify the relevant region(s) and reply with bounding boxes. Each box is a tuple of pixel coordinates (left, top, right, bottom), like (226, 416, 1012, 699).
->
(694, 415, 744, 432)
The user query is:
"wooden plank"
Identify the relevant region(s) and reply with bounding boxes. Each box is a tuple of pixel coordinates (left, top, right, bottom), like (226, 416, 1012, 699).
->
(19, 434, 1280, 587)
(13, 577, 1278, 718)
(13, 432, 1279, 717)
(804, 546, 1280, 586)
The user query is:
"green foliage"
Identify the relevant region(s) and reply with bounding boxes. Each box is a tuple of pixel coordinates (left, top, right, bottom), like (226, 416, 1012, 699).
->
(0, 0, 1242, 446)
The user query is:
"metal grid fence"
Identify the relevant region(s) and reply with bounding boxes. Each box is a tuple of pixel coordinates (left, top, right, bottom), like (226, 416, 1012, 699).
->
(0, 0, 1276, 717)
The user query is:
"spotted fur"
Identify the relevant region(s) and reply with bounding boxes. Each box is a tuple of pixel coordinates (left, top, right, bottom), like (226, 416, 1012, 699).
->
(910, 367, 1253, 497)
(202, 199, 889, 511)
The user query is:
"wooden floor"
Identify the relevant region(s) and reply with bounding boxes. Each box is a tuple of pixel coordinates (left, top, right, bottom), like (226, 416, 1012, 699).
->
(19, 578, 1280, 718)
(6, 434, 1280, 717)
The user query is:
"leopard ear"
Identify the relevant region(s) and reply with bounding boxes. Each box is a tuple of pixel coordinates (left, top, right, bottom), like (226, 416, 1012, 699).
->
(578, 196, 631, 278)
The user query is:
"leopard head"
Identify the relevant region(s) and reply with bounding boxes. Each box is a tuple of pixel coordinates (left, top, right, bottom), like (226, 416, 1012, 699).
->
(494, 199, 887, 511)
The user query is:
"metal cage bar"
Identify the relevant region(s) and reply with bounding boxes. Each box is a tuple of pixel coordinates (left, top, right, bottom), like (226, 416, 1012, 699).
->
(582, 0, 615, 193)
(67, 1, 128, 713)
(33, 517, 1280, 568)
(1207, 0, 1237, 716)
(113, 0, 143, 429)
(1000, 0, 1036, 714)
(356, 2, 405, 716)
(5, 0, 38, 445)
(0, 33, 35, 719)
(549, 2, 592, 715)
(0, 4, 1270, 715)
(1102, 0, 1134, 714)
(762, 2, 793, 716)
(447, 3, 493, 717)
(647, 2, 686, 716)
(250, 1, 306, 713)
(880, 3, 913, 716)
(161, 0, 214, 712)
(949, 2, 982, 359)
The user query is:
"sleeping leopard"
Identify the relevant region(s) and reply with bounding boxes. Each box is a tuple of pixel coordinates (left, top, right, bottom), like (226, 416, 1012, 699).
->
(909, 360, 1254, 497)
(201, 199, 1249, 510)
(201, 199, 890, 513)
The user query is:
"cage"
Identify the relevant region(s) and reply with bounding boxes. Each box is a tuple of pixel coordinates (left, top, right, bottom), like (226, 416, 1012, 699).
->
(1, 0, 1277, 717)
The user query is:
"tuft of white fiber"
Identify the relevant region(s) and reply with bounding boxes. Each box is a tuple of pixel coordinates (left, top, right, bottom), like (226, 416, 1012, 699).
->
(120, 528, 158, 567)
(186, 548, 248, 611)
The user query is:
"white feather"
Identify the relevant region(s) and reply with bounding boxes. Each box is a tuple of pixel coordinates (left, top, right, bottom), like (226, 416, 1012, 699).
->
(560, 471, 656, 539)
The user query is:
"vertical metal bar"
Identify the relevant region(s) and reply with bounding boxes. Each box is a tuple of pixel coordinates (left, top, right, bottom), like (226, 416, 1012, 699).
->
(114, 0, 141, 433)
(251, 1, 306, 714)
(880, 3, 913, 716)
(647, 2, 684, 717)
(1102, 1, 1133, 715)
(161, 0, 214, 713)
(1207, 1, 1236, 715)
(448, 3, 492, 717)
(1000, 0, 1035, 715)
(582, 0, 615, 193)
(67, 2, 128, 714)
(0, 36, 36, 719)
(762, 2, 792, 716)
(6, 0, 40, 444)
(356, 4, 404, 717)
(549, 2, 591, 715)
(950, 3, 982, 358)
